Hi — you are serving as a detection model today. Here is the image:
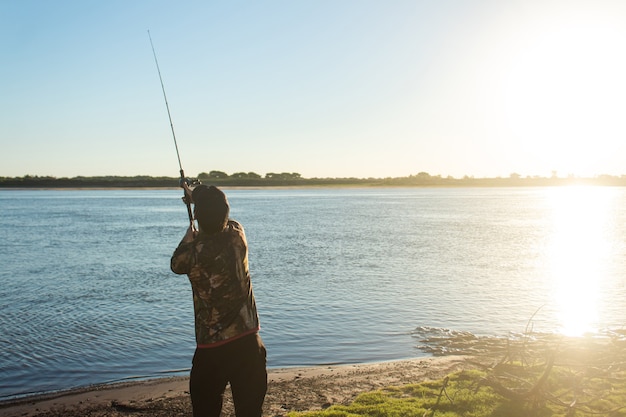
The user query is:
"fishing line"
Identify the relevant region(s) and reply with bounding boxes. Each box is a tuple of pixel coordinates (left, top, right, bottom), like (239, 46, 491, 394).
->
(148, 30, 184, 173)
(148, 30, 197, 230)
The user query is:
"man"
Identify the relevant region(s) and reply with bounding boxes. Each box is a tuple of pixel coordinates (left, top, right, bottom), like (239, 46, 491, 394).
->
(171, 184, 267, 417)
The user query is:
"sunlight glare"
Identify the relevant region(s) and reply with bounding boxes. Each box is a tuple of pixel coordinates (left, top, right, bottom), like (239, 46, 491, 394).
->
(547, 186, 612, 336)
(503, 9, 626, 176)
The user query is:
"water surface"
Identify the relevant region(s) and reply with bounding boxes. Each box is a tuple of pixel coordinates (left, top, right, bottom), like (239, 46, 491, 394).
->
(1, 187, 625, 400)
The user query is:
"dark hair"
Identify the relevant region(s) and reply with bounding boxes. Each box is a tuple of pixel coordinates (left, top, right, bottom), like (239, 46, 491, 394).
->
(191, 185, 229, 233)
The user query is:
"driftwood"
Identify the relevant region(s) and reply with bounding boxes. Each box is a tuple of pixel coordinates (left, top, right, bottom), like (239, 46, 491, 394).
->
(484, 351, 555, 402)
(424, 376, 450, 417)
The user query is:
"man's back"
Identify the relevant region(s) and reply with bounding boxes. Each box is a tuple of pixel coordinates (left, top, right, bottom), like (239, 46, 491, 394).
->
(171, 220, 260, 347)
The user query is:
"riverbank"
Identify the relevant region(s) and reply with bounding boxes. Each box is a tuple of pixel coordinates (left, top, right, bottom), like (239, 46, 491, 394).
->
(0, 356, 474, 417)
(3, 331, 625, 417)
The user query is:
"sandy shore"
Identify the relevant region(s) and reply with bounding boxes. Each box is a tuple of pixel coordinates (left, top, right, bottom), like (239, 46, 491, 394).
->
(0, 356, 477, 417)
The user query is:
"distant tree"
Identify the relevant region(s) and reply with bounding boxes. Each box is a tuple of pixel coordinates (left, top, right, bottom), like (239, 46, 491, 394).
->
(417, 172, 431, 178)
(509, 173, 521, 179)
(208, 170, 229, 179)
(265, 172, 301, 180)
(231, 172, 261, 179)
(198, 171, 229, 179)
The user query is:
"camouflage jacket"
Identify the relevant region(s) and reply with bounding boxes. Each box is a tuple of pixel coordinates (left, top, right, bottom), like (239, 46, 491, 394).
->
(170, 220, 260, 347)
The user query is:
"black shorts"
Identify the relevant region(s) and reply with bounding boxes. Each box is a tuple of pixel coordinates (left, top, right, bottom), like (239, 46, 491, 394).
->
(190, 333, 267, 417)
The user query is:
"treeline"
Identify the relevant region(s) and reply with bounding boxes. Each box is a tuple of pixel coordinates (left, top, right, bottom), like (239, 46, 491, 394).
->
(0, 175, 178, 188)
(2, 172, 626, 188)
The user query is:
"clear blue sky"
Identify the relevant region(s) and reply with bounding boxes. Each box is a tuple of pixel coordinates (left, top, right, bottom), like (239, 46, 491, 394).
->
(2, 0, 626, 179)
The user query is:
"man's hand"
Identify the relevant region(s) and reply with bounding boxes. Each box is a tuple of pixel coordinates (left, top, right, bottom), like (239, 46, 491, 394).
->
(181, 181, 193, 205)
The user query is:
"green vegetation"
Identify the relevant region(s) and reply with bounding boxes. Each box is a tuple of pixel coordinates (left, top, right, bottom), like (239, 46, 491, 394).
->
(2, 171, 626, 188)
(288, 364, 626, 417)
(288, 366, 626, 416)
(290, 331, 626, 417)
(289, 370, 507, 417)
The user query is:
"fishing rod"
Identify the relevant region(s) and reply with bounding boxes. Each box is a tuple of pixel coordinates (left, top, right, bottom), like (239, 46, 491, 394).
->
(148, 30, 199, 231)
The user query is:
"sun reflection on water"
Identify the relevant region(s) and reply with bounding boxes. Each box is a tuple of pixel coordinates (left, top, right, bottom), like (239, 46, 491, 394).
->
(546, 186, 614, 337)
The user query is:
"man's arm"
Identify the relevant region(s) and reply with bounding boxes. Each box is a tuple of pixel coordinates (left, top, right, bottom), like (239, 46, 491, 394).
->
(170, 226, 196, 274)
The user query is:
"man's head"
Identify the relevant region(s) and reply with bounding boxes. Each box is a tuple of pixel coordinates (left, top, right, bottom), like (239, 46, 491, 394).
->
(191, 185, 229, 233)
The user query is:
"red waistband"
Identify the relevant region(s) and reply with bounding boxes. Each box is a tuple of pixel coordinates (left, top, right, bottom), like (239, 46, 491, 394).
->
(196, 327, 260, 349)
